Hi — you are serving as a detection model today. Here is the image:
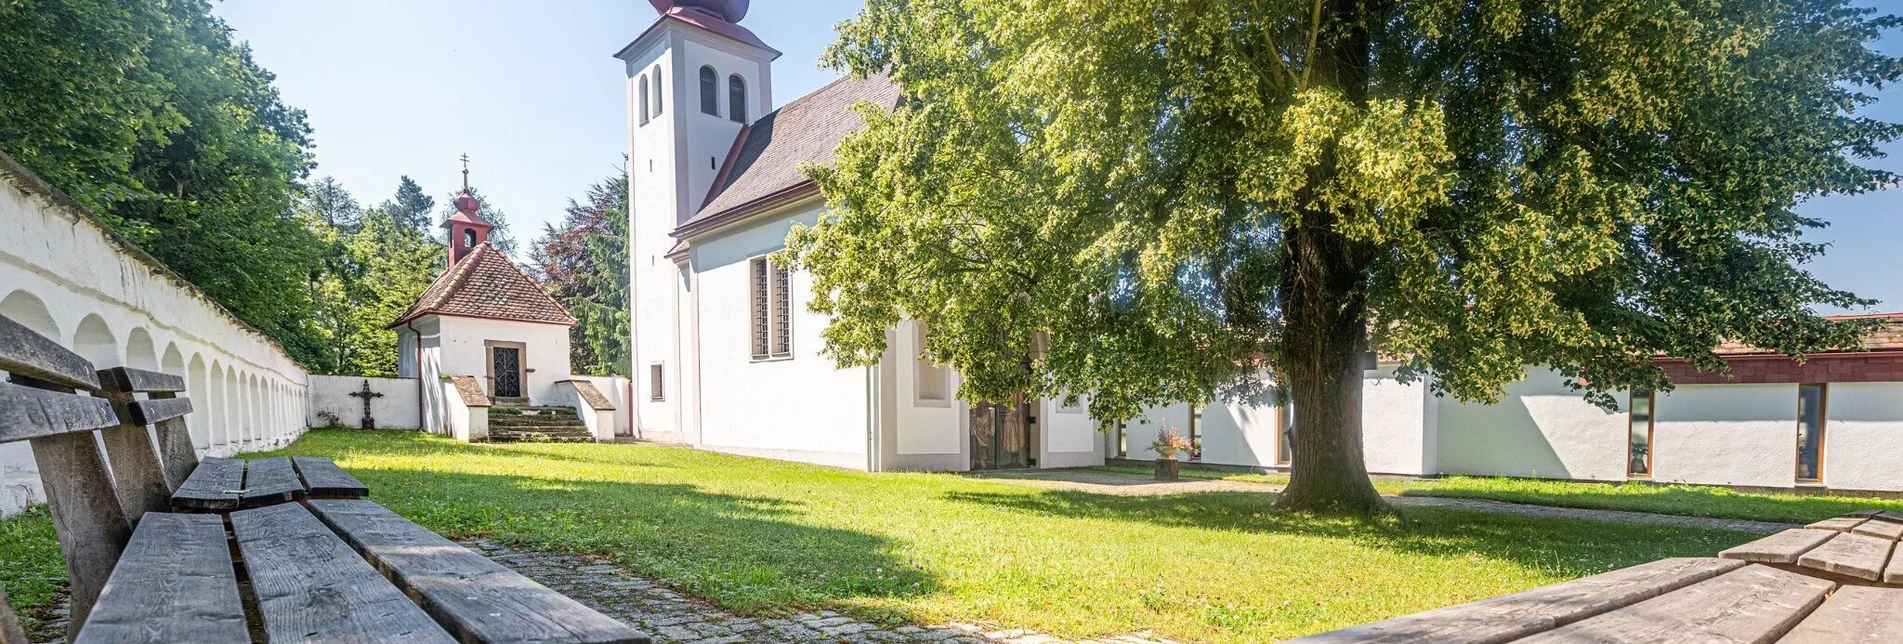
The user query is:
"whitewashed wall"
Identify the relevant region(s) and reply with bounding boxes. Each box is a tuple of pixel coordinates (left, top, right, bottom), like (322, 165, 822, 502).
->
(434, 315, 572, 406)
(308, 375, 421, 430)
(569, 374, 634, 437)
(0, 154, 310, 515)
(1651, 384, 1796, 487)
(1818, 382, 1903, 492)
(1434, 367, 1628, 481)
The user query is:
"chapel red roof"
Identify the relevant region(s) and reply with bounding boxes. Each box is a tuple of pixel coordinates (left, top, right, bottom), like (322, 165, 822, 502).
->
(389, 243, 576, 328)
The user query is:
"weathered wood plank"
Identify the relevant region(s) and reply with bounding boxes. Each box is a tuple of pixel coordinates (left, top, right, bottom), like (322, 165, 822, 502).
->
(74, 513, 246, 643)
(1719, 528, 1839, 564)
(126, 396, 191, 426)
(1778, 585, 1903, 643)
(170, 456, 244, 511)
(1886, 544, 1903, 586)
(1806, 517, 1867, 532)
(148, 392, 198, 491)
(1846, 509, 1886, 518)
(0, 315, 99, 392)
(1797, 531, 1894, 581)
(0, 587, 28, 644)
(1875, 511, 1903, 525)
(294, 456, 368, 498)
(310, 499, 649, 644)
(241, 456, 306, 508)
(0, 381, 117, 443)
(99, 366, 185, 393)
(1513, 564, 1832, 644)
(98, 386, 173, 521)
(231, 503, 456, 644)
(28, 430, 131, 640)
(1852, 518, 1903, 541)
(1281, 557, 1745, 644)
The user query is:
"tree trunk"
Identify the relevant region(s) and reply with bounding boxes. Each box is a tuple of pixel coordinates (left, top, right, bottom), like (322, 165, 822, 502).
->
(1273, 219, 1385, 516)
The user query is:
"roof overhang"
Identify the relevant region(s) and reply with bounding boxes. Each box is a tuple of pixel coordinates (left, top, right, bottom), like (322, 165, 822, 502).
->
(612, 8, 782, 62)
(673, 181, 823, 241)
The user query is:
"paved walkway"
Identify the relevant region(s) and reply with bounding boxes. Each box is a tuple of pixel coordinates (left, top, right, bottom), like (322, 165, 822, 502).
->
(970, 469, 1795, 534)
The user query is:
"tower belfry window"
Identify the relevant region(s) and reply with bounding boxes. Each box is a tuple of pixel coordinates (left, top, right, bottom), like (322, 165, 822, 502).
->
(729, 74, 747, 123)
(462, 229, 476, 248)
(699, 66, 718, 115)
(650, 65, 663, 117)
(638, 75, 650, 126)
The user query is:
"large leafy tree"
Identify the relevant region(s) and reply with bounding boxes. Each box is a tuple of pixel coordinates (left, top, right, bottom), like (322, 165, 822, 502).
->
(785, 0, 1903, 513)
(532, 168, 631, 376)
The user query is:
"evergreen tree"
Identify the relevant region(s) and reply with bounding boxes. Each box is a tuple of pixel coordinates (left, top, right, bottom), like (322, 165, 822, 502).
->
(390, 176, 435, 232)
(788, 0, 1902, 514)
(305, 176, 362, 232)
(532, 168, 630, 376)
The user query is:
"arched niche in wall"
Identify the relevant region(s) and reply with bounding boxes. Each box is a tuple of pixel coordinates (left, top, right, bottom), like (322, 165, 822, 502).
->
(126, 327, 158, 371)
(73, 314, 119, 368)
(211, 362, 230, 451)
(0, 290, 58, 339)
(188, 354, 211, 450)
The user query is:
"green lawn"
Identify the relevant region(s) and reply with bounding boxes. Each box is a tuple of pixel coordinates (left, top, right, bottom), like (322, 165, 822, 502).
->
(1093, 464, 1903, 525)
(0, 506, 63, 632)
(1, 432, 1764, 642)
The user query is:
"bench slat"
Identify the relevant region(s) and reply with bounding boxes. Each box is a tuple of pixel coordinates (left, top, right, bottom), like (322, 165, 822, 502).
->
(1512, 564, 1833, 644)
(0, 315, 99, 391)
(1778, 585, 1903, 643)
(1889, 545, 1903, 585)
(1719, 528, 1838, 564)
(127, 396, 192, 426)
(241, 456, 306, 508)
(171, 456, 244, 511)
(99, 366, 185, 393)
(1797, 531, 1894, 581)
(0, 381, 117, 443)
(310, 499, 649, 644)
(74, 513, 246, 643)
(1281, 558, 1744, 644)
(1852, 519, 1903, 541)
(232, 503, 456, 644)
(294, 456, 369, 498)
(1805, 517, 1866, 532)
(148, 392, 199, 491)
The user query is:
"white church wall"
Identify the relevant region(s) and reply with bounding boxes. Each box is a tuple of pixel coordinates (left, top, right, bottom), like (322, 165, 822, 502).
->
(308, 375, 420, 430)
(894, 321, 963, 456)
(1195, 394, 1281, 469)
(1816, 382, 1903, 492)
(1434, 367, 1628, 481)
(0, 154, 309, 515)
(1650, 384, 1798, 488)
(689, 209, 871, 469)
(569, 375, 634, 438)
(1360, 368, 1433, 476)
(1039, 396, 1104, 469)
(626, 37, 684, 442)
(432, 315, 572, 407)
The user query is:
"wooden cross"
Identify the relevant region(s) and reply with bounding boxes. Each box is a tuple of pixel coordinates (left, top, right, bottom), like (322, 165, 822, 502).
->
(348, 379, 384, 430)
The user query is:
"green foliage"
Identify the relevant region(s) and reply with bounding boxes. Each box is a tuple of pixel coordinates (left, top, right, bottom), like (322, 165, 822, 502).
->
(533, 167, 631, 376)
(0, 506, 62, 632)
(302, 178, 447, 376)
(786, 0, 1903, 511)
(390, 176, 436, 232)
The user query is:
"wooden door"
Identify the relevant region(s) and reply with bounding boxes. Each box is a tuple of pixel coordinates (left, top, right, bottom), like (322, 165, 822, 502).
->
(971, 393, 1031, 470)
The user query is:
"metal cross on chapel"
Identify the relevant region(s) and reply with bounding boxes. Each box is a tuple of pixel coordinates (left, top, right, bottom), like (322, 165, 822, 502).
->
(348, 379, 384, 430)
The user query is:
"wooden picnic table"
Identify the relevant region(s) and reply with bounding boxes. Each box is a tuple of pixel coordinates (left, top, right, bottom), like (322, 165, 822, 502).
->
(1288, 511, 1903, 643)
(0, 313, 649, 643)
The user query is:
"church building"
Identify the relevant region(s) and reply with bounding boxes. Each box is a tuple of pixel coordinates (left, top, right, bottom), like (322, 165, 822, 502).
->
(393, 187, 579, 431)
(617, 0, 1903, 496)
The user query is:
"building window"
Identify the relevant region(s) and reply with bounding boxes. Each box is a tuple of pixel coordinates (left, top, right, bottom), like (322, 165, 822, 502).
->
(1188, 405, 1202, 461)
(638, 75, 650, 126)
(649, 363, 665, 401)
(749, 256, 792, 359)
(1628, 389, 1654, 477)
(650, 65, 663, 117)
(699, 66, 718, 115)
(1110, 419, 1127, 458)
(462, 228, 476, 248)
(1797, 384, 1827, 482)
(1277, 400, 1295, 466)
(915, 324, 949, 405)
(728, 74, 747, 123)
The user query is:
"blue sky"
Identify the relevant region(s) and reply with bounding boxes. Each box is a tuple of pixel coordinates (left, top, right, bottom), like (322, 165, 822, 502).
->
(217, 1, 1902, 312)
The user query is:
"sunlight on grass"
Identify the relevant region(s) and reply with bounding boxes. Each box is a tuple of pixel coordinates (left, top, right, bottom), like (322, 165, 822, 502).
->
(233, 431, 1757, 643)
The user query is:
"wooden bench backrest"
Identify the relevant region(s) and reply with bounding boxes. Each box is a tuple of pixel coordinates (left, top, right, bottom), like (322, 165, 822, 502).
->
(0, 314, 201, 639)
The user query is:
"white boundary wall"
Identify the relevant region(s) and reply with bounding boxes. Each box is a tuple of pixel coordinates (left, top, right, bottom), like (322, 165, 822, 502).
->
(0, 153, 311, 516)
(308, 375, 421, 430)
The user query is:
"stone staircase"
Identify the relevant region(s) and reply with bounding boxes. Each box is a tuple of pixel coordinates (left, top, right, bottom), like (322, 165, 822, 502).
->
(488, 406, 594, 443)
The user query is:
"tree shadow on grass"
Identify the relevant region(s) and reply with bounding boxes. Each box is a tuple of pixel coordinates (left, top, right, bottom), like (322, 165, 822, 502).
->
(939, 488, 1758, 579)
(1403, 479, 1894, 525)
(337, 463, 937, 618)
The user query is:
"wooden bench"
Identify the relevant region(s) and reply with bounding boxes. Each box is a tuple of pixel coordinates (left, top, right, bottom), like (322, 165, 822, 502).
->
(0, 314, 650, 643)
(1287, 512, 1903, 643)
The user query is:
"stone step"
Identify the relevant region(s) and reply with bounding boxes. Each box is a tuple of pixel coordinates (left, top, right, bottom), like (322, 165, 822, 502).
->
(488, 429, 595, 444)
(489, 421, 587, 431)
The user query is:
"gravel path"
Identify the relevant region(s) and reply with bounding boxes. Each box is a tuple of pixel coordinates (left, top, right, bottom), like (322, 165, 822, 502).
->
(970, 469, 1795, 534)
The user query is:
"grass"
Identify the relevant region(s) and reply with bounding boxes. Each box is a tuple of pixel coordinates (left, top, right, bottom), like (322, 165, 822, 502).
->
(1092, 464, 1903, 525)
(0, 505, 63, 633)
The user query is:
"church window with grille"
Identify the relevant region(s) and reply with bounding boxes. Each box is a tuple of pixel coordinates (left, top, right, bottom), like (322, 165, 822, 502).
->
(699, 66, 718, 115)
(749, 256, 792, 359)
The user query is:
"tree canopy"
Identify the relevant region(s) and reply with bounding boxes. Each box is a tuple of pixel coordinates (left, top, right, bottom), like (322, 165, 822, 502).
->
(532, 167, 631, 377)
(785, 0, 1903, 512)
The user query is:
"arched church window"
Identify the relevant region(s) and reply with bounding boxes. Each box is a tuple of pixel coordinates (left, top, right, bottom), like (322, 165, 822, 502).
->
(699, 66, 718, 115)
(638, 74, 650, 126)
(728, 74, 747, 123)
(463, 228, 476, 248)
(651, 65, 663, 117)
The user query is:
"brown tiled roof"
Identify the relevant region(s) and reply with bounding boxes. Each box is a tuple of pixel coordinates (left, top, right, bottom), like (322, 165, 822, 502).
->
(1700, 313, 1903, 356)
(681, 73, 899, 234)
(390, 243, 576, 327)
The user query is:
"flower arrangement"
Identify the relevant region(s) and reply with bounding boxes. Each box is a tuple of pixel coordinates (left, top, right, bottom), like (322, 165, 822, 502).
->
(1149, 426, 1191, 461)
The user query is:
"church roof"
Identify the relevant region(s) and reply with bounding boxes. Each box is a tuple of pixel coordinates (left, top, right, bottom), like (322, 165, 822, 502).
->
(390, 243, 577, 328)
(679, 73, 900, 236)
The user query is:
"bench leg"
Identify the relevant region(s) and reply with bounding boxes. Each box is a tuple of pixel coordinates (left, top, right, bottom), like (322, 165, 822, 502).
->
(29, 432, 132, 641)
